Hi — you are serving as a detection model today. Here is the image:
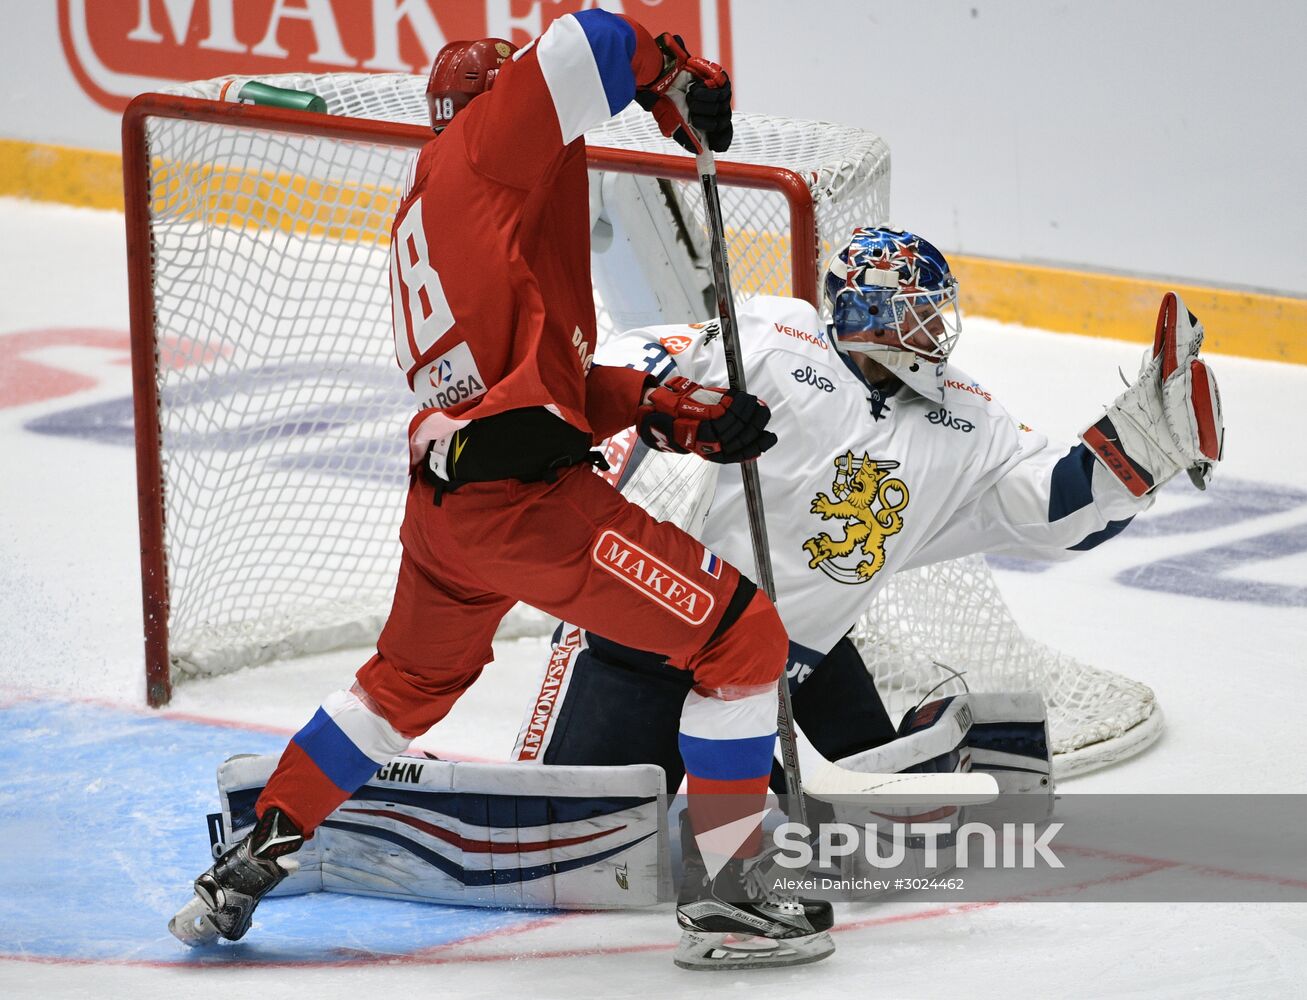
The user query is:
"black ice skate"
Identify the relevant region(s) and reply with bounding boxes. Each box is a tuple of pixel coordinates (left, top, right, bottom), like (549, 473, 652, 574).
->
(169, 807, 303, 946)
(674, 842, 835, 971)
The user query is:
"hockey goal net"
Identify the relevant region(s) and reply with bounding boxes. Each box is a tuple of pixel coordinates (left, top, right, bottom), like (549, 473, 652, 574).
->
(124, 73, 1160, 776)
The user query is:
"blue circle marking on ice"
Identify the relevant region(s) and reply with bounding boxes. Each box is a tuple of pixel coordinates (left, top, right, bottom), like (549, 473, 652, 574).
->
(0, 700, 543, 964)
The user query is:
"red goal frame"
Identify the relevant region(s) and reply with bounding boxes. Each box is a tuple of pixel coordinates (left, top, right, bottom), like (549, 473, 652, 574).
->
(122, 94, 820, 706)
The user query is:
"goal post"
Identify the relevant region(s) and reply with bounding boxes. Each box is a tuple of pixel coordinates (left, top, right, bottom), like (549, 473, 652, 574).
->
(122, 96, 433, 708)
(122, 73, 1159, 778)
(122, 89, 837, 708)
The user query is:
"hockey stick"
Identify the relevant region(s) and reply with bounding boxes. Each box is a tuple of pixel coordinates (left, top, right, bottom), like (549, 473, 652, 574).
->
(692, 141, 809, 825)
(691, 139, 998, 811)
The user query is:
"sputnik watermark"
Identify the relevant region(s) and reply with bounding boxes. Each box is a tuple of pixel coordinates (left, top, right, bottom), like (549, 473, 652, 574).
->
(770, 821, 1066, 870)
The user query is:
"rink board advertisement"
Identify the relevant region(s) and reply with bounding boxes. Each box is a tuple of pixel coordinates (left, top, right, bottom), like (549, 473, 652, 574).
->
(58, 0, 732, 113)
(0, 2, 1303, 298)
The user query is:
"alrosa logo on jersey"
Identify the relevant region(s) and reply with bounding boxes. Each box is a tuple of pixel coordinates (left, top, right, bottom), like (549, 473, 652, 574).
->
(421, 341, 486, 410)
(802, 450, 910, 585)
(773, 323, 828, 350)
(60, 0, 733, 113)
(592, 530, 714, 626)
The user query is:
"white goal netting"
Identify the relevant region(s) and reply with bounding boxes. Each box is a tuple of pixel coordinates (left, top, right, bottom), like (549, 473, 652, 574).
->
(130, 73, 1159, 775)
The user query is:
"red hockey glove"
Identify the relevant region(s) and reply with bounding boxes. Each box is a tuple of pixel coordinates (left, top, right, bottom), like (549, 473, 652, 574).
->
(634, 33, 732, 153)
(636, 376, 776, 463)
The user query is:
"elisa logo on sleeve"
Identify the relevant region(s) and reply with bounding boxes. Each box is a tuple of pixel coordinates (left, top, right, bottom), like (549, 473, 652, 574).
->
(592, 530, 714, 626)
(60, 0, 733, 113)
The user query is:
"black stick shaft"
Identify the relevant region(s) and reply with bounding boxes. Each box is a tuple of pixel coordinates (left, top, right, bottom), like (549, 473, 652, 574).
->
(695, 148, 807, 826)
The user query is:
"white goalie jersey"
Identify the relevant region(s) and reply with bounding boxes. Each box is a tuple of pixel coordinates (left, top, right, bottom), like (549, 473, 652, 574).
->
(596, 295, 1151, 682)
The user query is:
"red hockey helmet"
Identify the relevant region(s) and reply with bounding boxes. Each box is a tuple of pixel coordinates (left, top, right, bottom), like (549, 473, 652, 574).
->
(426, 38, 517, 131)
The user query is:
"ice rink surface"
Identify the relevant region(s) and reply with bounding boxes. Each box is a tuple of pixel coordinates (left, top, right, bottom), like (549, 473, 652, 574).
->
(2, 198, 1306, 998)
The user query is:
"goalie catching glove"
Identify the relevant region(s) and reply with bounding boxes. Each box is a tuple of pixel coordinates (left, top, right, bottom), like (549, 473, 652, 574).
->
(637, 376, 777, 463)
(1081, 291, 1224, 496)
(635, 33, 732, 153)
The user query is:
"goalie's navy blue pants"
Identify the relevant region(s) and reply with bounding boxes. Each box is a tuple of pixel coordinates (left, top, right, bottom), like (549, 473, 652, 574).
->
(513, 629, 898, 792)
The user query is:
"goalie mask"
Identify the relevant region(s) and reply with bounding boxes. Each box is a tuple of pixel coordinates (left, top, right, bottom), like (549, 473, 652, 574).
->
(427, 38, 517, 132)
(824, 227, 962, 399)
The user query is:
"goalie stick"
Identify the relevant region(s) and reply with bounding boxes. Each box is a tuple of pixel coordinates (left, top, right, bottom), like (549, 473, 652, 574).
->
(690, 138, 998, 811)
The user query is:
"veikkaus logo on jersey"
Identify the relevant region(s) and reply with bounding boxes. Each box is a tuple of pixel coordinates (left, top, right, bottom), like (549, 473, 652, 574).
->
(421, 341, 486, 410)
(773, 323, 828, 350)
(944, 379, 992, 402)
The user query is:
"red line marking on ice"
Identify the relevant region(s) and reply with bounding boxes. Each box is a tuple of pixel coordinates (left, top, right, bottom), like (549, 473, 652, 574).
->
(0, 838, 1291, 970)
(0, 858, 1237, 971)
(1055, 842, 1307, 891)
(0, 687, 493, 762)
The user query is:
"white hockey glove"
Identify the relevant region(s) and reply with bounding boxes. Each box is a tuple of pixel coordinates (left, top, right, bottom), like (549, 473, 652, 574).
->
(1081, 291, 1224, 496)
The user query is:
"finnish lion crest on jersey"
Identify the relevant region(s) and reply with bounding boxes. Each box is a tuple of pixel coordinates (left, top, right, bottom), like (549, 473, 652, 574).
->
(802, 451, 909, 584)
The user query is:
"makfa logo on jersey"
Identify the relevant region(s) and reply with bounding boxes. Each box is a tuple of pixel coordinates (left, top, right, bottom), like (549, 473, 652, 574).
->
(60, 0, 734, 113)
(803, 451, 909, 585)
(591, 530, 714, 626)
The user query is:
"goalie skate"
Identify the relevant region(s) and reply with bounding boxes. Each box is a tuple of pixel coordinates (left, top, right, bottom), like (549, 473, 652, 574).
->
(168, 807, 302, 946)
(673, 855, 835, 971)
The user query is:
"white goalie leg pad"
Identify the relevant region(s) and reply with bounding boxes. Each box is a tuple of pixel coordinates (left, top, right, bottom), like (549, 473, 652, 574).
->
(213, 754, 671, 909)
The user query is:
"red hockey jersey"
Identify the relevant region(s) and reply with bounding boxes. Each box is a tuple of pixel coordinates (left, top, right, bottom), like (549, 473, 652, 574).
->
(391, 11, 665, 464)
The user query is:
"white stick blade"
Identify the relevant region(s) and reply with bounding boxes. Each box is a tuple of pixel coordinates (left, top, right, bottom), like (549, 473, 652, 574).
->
(802, 764, 999, 804)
